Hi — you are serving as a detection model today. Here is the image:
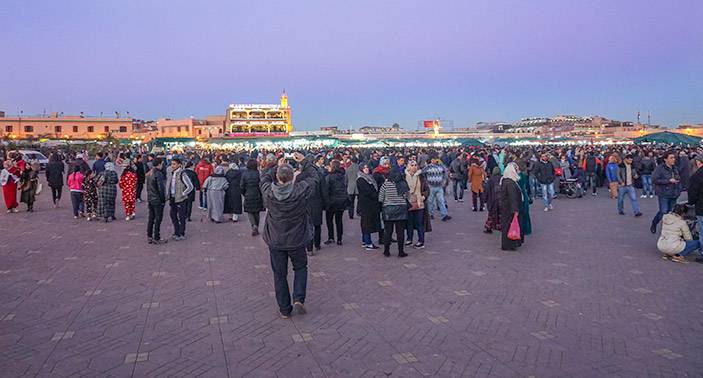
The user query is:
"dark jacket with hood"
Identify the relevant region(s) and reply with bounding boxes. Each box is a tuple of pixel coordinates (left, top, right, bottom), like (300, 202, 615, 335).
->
(146, 167, 166, 206)
(224, 168, 243, 214)
(296, 157, 327, 226)
(240, 167, 264, 213)
(260, 157, 319, 250)
(45, 160, 64, 188)
(325, 167, 349, 212)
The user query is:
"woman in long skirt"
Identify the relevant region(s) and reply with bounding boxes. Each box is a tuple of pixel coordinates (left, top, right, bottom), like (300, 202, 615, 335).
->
(20, 162, 40, 212)
(483, 167, 502, 233)
(97, 163, 119, 222)
(202, 166, 229, 223)
(500, 162, 524, 251)
(82, 169, 98, 221)
(1, 160, 20, 212)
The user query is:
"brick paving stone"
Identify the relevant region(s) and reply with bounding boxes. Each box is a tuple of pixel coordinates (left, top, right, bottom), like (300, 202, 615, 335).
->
(1, 187, 702, 375)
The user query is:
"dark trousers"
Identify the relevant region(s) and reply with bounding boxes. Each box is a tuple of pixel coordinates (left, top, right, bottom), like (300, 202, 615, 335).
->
(586, 172, 598, 193)
(147, 203, 164, 240)
(472, 190, 484, 210)
(199, 190, 207, 209)
(169, 198, 187, 237)
(406, 209, 425, 244)
(452, 179, 465, 200)
(247, 212, 260, 230)
(136, 182, 144, 200)
(384, 220, 406, 255)
(70, 191, 84, 216)
(326, 210, 344, 241)
(347, 194, 357, 219)
(269, 247, 307, 316)
(185, 197, 194, 220)
(51, 186, 62, 204)
(306, 225, 322, 251)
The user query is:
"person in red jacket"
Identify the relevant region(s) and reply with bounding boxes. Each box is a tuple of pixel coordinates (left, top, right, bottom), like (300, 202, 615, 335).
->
(195, 158, 214, 210)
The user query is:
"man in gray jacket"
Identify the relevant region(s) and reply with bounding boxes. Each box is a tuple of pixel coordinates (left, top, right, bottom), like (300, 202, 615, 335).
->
(616, 154, 642, 217)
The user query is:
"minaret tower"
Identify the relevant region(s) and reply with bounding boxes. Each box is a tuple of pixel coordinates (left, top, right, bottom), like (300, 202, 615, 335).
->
(281, 89, 291, 133)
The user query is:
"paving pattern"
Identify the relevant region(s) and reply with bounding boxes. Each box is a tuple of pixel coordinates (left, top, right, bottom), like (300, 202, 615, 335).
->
(1, 184, 702, 377)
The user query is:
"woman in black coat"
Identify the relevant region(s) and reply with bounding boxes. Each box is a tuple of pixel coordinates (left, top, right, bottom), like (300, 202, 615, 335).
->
(324, 160, 349, 245)
(500, 163, 524, 251)
(240, 159, 264, 236)
(357, 163, 382, 249)
(296, 155, 327, 254)
(45, 153, 64, 207)
(224, 163, 243, 221)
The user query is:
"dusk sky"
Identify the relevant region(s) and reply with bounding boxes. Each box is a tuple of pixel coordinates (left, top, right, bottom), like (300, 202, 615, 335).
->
(3, 1, 702, 130)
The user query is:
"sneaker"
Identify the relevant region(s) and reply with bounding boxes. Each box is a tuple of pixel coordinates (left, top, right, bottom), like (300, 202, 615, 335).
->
(592, 193, 597, 196)
(548, 204, 553, 210)
(294, 302, 307, 315)
(6, 210, 10, 213)
(175, 235, 186, 241)
(414, 242, 425, 249)
(324, 239, 334, 245)
(365, 244, 380, 250)
(695, 257, 703, 264)
(635, 212, 642, 217)
(153, 239, 168, 244)
(649, 195, 653, 198)
(252, 229, 259, 236)
(661, 254, 670, 260)
(442, 215, 452, 221)
(125, 216, 130, 221)
(147, 238, 154, 244)
(280, 312, 291, 319)
(130, 214, 136, 220)
(671, 255, 689, 264)
(544, 207, 549, 212)
(430, 215, 435, 220)
(12, 208, 19, 213)
(74, 216, 78, 219)
(86, 216, 92, 221)
(458, 199, 464, 202)
(640, 194, 647, 198)
(618, 211, 625, 215)
(404, 240, 413, 246)
(336, 240, 342, 246)
(171, 234, 179, 240)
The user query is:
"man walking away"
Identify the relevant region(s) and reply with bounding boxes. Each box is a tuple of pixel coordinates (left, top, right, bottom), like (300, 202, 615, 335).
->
(616, 155, 642, 217)
(166, 158, 194, 241)
(345, 157, 359, 219)
(146, 158, 167, 244)
(260, 157, 319, 318)
(651, 151, 681, 234)
(638, 151, 655, 198)
(584, 152, 601, 196)
(449, 154, 467, 202)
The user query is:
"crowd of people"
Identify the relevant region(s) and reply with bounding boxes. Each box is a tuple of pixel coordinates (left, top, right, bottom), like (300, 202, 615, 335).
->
(2, 142, 703, 318)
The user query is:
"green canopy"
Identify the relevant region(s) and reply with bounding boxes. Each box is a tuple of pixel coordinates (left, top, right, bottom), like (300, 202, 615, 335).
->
(633, 131, 701, 146)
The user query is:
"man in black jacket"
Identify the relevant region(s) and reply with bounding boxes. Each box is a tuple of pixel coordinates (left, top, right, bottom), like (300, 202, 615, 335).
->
(535, 152, 556, 212)
(260, 155, 319, 319)
(146, 158, 167, 244)
(651, 151, 681, 234)
(687, 154, 703, 262)
(183, 160, 201, 221)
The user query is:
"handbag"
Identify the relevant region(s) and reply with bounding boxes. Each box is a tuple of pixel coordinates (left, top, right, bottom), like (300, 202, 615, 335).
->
(382, 204, 408, 221)
(507, 213, 521, 240)
(35, 182, 43, 195)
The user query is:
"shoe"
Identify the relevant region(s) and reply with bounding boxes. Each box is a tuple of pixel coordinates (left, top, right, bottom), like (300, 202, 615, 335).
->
(483, 229, 492, 234)
(442, 215, 452, 221)
(458, 199, 464, 202)
(430, 215, 434, 220)
(153, 239, 168, 244)
(398, 252, 408, 258)
(619, 211, 625, 215)
(694, 257, 703, 264)
(479, 207, 485, 211)
(365, 244, 380, 250)
(315, 245, 321, 251)
(649, 195, 653, 199)
(74, 216, 78, 219)
(125, 216, 130, 221)
(472, 208, 477, 212)
(130, 214, 135, 220)
(171, 234, 179, 240)
(414, 243, 425, 249)
(544, 207, 549, 212)
(294, 302, 307, 315)
(635, 212, 642, 217)
(280, 312, 291, 319)
(650, 224, 657, 234)
(252, 229, 259, 236)
(324, 239, 334, 245)
(336, 240, 342, 245)
(548, 204, 553, 210)
(104, 218, 109, 222)
(661, 254, 670, 260)
(405, 240, 413, 246)
(641, 195, 647, 198)
(6, 210, 10, 213)
(147, 238, 154, 244)
(592, 193, 597, 196)
(12, 208, 18, 213)
(111, 216, 116, 220)
(187, 217, 192, 222)
(671, 255, 689, 264)
(306, 250, 314, 256)
(383, 252, 390, 257)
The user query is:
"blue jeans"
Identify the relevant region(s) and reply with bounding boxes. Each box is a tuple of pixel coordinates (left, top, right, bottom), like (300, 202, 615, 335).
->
(652, 196, 677, 228)
(679, 240, 701, 256)
(617, 185, 640, 214)
(362, 233, 372, 246)
(428, 186, 448, 217)
(199, 190, 207, 209)
(452, 179, 465, 200)
(697, 216, 703, 242)
(406, 208, 425, 244)
(641, 175, 653, 196)
(70, 191, 84, 216)
(529, 176, 539, 199)
(541, 183, 554, 208)
(169, 198, 187, 236)
(269, 247, 307, 316)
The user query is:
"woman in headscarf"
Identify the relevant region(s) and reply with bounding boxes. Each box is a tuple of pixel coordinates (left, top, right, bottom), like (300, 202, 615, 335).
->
(468, 158, 487, 211)
(372, 156, 391, 188)
(20, 161, 40, 212)
(517, 163, 532, 237)
(483, 167, 502, 234)
(96, 162, 119, 222)
(240, 158, 264, 236)
(323, 159, 349, 245)
(202, 166, 229, 223)
(357, 162, 382, 250)
(45, 153, 64, 207)
(405, 160, 431, 249)
(1, 160, 20, 213)
(379, 167, 410, 258)
(500, 162, 524, 251)
(82, 169, 98, 221)
(118, 161, 137, 220)
(223, 162, 243, 222)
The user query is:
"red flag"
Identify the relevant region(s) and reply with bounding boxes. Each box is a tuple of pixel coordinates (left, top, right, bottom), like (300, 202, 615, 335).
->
(423, 121, 435, 128)
(590, 138, 594, 146)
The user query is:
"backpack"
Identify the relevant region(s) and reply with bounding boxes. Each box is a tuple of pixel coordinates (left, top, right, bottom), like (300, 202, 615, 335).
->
(585, 156, 597, 173)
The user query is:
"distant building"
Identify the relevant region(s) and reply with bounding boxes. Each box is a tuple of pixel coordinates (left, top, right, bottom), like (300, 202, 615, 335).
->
(157, 116, 226, 138)
(226, 91, 291, 134)
(475, 122, 512, 133)
(0, 112, 136, 140)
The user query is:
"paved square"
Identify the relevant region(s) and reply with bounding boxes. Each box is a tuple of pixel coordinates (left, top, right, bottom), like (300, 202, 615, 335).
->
(0, 189, 701, 376)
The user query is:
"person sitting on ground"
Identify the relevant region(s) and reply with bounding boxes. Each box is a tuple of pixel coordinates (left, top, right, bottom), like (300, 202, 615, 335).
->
(657, 203, 701, 264)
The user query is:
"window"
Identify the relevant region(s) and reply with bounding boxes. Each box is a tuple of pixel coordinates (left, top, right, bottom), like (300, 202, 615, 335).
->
(219, 129, 222, 133)
(24, 125, 33, 132)
(73, 125, 78, 132)
(55, 125, 62, 133)
(104, 126, 109, 132)
(198, 129, 202, 135)
(119, 126, 127, 132)
(177, 127, 181, 132)
(5, 125, 11, 132)
(87, 126, 94, 132)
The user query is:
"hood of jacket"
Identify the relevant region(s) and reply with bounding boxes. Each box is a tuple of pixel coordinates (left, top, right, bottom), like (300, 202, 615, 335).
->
(272, 181, 295, 201)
